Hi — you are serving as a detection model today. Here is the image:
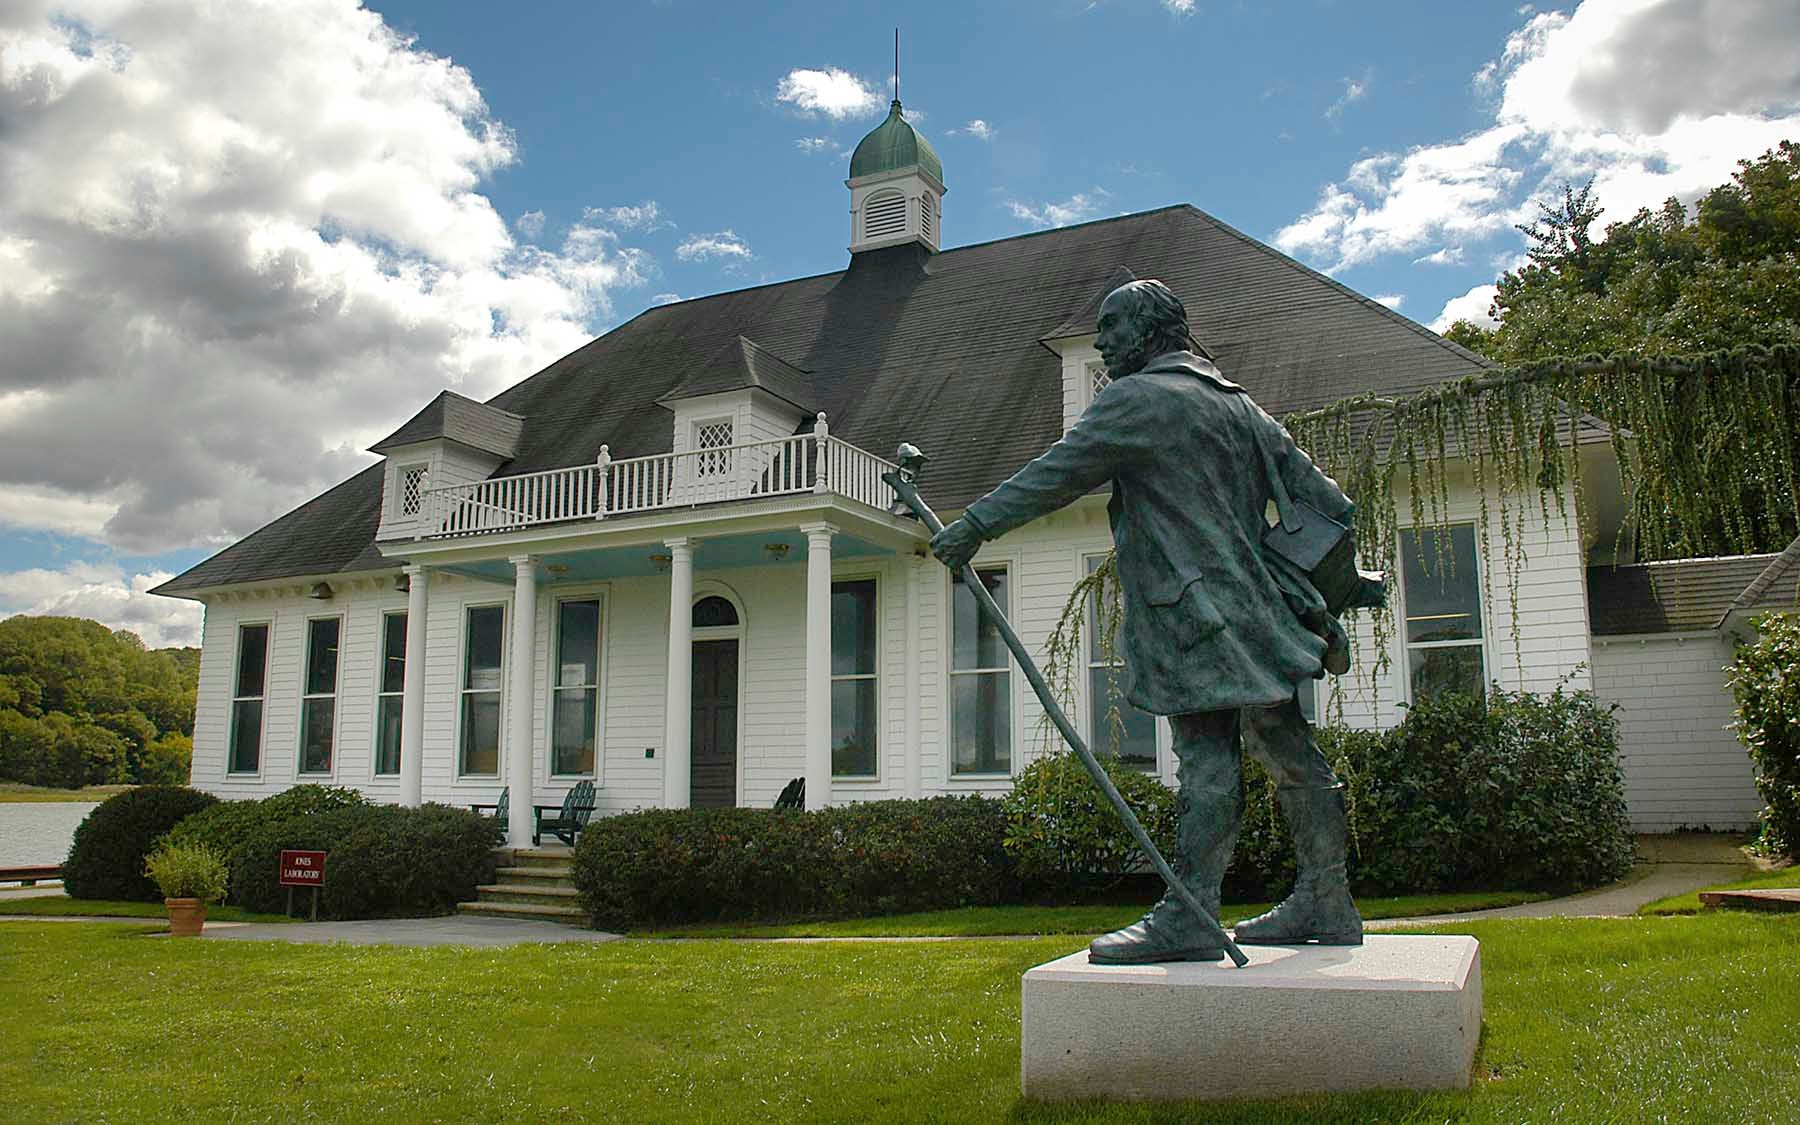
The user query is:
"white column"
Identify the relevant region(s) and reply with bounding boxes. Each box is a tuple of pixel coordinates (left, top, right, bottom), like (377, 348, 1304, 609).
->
(903, 554, 924, 799)
(662, 538, 695, 809)
(506, 555, 538, 849)
(803, 522, 836, 809)
(398, 565, 430, 807)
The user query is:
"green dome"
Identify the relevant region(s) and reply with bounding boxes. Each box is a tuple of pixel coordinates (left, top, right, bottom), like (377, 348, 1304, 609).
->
(849, 101, 943, 185)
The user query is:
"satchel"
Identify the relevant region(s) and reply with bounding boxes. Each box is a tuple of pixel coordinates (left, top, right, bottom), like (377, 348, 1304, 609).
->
(1257, 427, 1381, 617)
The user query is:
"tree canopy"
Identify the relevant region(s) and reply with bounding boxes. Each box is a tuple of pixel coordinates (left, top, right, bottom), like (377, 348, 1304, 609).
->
(0, 615, 198, 789)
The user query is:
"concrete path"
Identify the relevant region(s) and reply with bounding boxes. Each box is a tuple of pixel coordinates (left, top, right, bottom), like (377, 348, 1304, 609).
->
(195, 917, 623, 947)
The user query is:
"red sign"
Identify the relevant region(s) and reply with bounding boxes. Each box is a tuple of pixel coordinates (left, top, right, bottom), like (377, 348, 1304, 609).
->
(279, 850, 327, 887)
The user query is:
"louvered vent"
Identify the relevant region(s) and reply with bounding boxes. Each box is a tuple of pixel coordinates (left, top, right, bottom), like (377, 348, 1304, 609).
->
(864, 190, 907, 240)
(919, 193, 936, 243)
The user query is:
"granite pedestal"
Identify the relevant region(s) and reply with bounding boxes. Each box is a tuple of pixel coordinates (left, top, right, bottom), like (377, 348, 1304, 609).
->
(1021, 935, 1480, 1103)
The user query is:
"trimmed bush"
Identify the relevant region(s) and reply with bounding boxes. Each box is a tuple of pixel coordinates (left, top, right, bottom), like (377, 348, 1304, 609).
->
(1001, 753, 1175, 893)
(1729, 613, 1800, 858)
(162, 784, 370, 859)
(224, 803, 502, 920)
(63, 786, 219, 901)
(573, 797, 1012, 931)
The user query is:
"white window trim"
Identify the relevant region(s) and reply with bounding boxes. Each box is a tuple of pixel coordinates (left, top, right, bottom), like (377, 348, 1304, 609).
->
(227, 619, 272, 778)
(692, 415, 735, 478)
(830, 568, 883, 783)
(371, 608, 407, 779)
(546, 587, 609, 782)
(1082, 358, 1112, 410)
(689, 580, 748, 807)
(1079, 552, 1159, 773)
(455, 599, 508, 781)
(396, 462, 431, 519)
(297, 614, 343, 778)
(945, 555, 1018, 781)
(1396, 522, 1490, 703)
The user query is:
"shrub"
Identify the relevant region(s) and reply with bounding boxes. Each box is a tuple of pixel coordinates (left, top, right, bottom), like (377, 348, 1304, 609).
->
(223, 803, 502, 920)
(1729, 613, 1800, 858)
(573, 797, 1013, 931)
(144, 841, 228, 904)
(137, 733, 193, 787)
(1000, 753, 1175, 892)
(63, 786, 219, 901)
(163, 784, 369, 859)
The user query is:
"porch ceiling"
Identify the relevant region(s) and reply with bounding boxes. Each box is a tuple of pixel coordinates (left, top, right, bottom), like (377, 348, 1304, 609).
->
(434, 527, 905, 586)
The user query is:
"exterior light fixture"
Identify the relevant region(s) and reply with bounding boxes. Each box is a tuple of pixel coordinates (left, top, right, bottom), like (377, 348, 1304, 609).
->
(545, 563, 571, 575)
(763, 543, 791, 561)
(650, 553, 672, 572)
(394, 573, 410, 593)
(309, 582, 334, 600)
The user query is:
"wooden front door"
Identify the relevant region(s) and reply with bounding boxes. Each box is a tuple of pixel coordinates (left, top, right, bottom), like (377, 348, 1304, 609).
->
(690, 639, 739, 808)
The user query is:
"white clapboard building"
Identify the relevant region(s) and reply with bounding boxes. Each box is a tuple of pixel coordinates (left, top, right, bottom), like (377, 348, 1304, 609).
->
(154, 101, 1775, 845)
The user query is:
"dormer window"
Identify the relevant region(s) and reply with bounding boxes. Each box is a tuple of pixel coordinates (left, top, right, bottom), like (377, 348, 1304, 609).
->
(1086, 360, 1112, 407)
(399, 464, 430, 517)
(864, 189, 907, 241)
(695, 418, 734, 477)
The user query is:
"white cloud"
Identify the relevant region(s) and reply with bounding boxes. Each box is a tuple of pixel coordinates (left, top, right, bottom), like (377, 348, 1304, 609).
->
(0, 561, 203, 648)
(1373, 294, 1406, 311)
(1164, 0, 1196, 14)
(1005, 189, 1111, 229)
(594, 201, 667, 231)
(1325, 73, 1370, 121)
(1430, 284, 1502, 332)
(952, 119, 995, 141)
(675, 231, 752, 262)
(794, 136, 830, 153)
(775, 67, 880, 119)
(515, 209, 546, 239)
(649, 292, 684, 306)
(1276, 0, 1800, 275)
(1414, 246, 1466, 266)
(0, 1, 657, 555)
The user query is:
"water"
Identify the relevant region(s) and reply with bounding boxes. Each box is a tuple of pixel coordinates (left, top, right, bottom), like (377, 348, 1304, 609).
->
(0, 802, 97, 867)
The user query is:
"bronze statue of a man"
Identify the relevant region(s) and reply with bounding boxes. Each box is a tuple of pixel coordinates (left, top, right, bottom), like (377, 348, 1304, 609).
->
(930, 279, 1363, 962)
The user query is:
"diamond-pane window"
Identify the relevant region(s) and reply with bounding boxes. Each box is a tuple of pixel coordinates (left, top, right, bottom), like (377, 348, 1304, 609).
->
(400, 465, 429, 516)
(696, 420, 733, 477)
(1088, 362, 1112, 403)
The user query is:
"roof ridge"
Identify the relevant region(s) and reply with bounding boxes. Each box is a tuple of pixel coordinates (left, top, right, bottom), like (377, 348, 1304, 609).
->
(1717, 533, 1800, 626)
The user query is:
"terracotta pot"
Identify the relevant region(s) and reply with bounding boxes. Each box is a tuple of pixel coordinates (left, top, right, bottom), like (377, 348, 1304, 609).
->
(164, 897, 207, 937)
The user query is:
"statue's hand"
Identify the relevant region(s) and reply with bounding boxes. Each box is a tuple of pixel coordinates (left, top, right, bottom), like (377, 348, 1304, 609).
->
(930, 518, 983, 572)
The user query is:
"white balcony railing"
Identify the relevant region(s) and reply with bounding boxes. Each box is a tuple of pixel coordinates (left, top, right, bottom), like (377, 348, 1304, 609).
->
(416, 424, 897, 539)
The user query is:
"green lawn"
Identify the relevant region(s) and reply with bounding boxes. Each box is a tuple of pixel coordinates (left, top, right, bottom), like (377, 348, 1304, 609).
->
(1639, 866, 1800, 915)
(0, 896, 292, 923)
(0, 782, 133, 803)
(4, 913, 1793, 1122)
(646, 890, 1551, 938)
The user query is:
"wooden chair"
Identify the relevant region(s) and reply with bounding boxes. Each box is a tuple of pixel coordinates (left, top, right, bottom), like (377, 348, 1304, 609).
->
(533, 780, 597, 846)
(469, 786, 510, 833)
(773, 777, 805, 810)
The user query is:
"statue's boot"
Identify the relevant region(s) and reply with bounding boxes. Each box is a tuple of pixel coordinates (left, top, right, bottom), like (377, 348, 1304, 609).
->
(1089, 786, 1238, 964)
(1233, 784, 1363, 946)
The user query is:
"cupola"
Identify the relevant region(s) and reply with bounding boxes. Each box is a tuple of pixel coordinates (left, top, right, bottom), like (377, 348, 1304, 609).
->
(847, 99, 944, 254)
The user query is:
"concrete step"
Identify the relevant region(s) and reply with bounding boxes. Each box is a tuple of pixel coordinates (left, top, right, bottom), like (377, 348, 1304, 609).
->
(494, 866, 577, 890)
(456, 899, 587, 925)
(1700, 888, 1800, 912)
(477, 884, 581, 908)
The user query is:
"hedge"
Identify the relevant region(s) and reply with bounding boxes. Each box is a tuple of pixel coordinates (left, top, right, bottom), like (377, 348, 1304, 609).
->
(162, 784, 370, 859)
(63, 786, 219, 901)
(1729, 613, 1800, 858)
(573, 797, 1013, 931)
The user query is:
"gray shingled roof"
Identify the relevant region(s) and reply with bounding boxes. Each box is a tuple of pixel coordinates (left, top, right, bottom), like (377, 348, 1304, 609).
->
(657, 335, 816, 414)
(1716, 535, 1800, 626)
(156, 204, 1491, 596)
(1588, 553, 1787, 635)
(369, 390, 524, 458)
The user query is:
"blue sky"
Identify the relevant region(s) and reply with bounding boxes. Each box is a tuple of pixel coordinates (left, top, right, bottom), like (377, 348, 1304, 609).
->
(2, 0, 1797, 645)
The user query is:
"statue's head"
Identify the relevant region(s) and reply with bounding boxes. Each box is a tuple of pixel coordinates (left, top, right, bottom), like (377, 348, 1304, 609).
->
(1095, 279, 1190, 378)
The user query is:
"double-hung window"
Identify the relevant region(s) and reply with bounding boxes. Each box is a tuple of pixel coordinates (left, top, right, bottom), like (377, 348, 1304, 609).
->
(951, 567, 1012, 775)
(461, 605, 506, 776)
(552, 598, 601, 776)
(299, 617, 341, 774)
(1400, 524, 1486, 701)
(374, 612, 406, 776)
(831, 578, 878, 777)
(229, 623, 269, 774)
(1085, 556, 1156, 770)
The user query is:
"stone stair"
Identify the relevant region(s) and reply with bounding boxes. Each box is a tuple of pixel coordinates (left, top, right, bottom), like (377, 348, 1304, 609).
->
(457, 846, 586, 926)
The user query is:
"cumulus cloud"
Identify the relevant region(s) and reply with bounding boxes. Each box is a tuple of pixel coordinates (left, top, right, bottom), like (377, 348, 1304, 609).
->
(1414, 246, 1466, 266)
(675, 231, 752, 262)
(1430, 284, 1502, 332)
(1373, 294, 1406, 311)
(950, 119, 994, 141)
(775, 67, 880, 119)
(1005, 189, 1111, 229)
(0, 561, 203, 648)
(1275, 0, 1800, 274)
(1325, 73, 1370, 121)
(515, 209, 546, 239)
(1164, 0, 1196, 13)
(0, 1, 657, 555)
(794, 136, 830, 153)
(594, 201, 667, 231)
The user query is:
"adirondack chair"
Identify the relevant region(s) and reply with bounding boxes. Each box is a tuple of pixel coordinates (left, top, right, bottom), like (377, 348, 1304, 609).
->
(469, 786, 509, 833)
(533, 780, 597, 846)
(773, 776, 805, 810)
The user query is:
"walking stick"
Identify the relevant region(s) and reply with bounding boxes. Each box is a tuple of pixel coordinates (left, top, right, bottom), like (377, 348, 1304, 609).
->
(883, 444, 1249, 968)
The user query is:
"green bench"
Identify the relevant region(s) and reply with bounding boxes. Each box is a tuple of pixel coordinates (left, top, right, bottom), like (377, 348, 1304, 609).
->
(533, 780, 597, 846)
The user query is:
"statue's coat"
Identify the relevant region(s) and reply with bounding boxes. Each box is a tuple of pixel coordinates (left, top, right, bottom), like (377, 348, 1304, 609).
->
(962, 351, 1352, 715)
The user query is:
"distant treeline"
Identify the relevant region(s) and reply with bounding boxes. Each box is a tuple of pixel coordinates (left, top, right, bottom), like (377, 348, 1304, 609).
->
(0, 616, 198, 789)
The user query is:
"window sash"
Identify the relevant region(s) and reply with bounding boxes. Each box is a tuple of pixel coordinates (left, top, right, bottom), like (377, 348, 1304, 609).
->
(831, 579, 878, 777)
(952, 567, 1011, 774)
(552, 598, 601, 776)
(1400, 523, 1485, 702)
(374, 611, 406, 777)
(298, 618, 340, 774)
(229, 623, 269, 773)
(460, 605, 506, 776)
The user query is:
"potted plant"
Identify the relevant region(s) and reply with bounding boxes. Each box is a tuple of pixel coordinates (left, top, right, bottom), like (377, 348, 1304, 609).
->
(144, 841, 228, 937)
